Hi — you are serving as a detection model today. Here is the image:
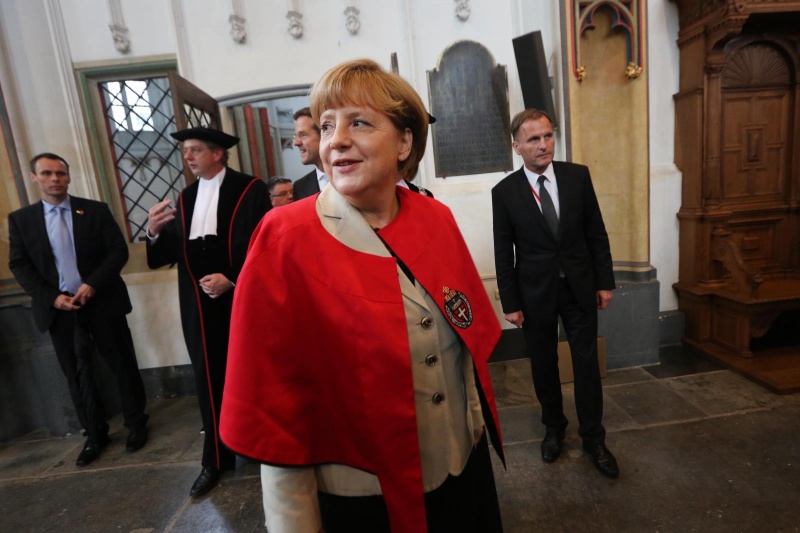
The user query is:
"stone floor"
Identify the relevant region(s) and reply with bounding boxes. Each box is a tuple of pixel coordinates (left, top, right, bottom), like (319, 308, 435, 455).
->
(1, 346, 799, 532)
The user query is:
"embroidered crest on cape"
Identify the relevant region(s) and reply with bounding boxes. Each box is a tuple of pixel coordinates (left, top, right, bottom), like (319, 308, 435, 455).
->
(442, 286, 473, 329)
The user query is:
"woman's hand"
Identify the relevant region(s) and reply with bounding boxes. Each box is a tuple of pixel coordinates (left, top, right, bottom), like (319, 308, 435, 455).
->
(473, 426, 485, 448)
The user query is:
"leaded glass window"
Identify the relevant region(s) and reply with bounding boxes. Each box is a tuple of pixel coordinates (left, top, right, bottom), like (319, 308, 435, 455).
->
(99, 78, 185, 242)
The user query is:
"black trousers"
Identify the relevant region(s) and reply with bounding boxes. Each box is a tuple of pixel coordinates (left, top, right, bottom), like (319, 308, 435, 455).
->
(48, 308, 147, 444)
(523, 279, 605, 444)
(189, 294, 236, 471)
(318, 435, 503, 533)
(186, 237, 236, 471)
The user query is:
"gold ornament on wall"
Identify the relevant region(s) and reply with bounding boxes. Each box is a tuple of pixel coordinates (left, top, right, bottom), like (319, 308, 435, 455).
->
(570, 0, 645, 83)
(625, 62, 643, 79)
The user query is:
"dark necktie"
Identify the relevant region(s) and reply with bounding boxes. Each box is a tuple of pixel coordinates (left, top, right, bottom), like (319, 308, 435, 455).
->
(537, 175, 559, 238)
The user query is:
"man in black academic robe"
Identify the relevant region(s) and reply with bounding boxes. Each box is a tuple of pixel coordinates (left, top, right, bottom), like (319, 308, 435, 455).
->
(146, 127, 269, 497)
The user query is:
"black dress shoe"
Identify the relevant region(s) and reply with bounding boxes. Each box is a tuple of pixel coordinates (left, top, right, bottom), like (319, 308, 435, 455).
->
(583, 442, 619, 478)
(541, 428, 565, 463)
(126, 425, 148, 452)
(190, 467, 221, 498)
(75, 435, 109, 467)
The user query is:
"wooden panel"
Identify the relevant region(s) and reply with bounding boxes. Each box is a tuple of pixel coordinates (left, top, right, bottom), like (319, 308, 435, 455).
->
(730, 223, 776, 267)
(712, 307, 741, 350)
(722, 96, 750, 146)
(722, 43, 791, 88)
(673, 90, 704, 208)
(677, 37, 706, 91)
(675, 290, 712, 342)
(757, 92, 789, 197)
(719, 40, 791, 206)
(721, 90, 788, 204)
(168, 72, 220, 130)
(755, 90, 791, 200)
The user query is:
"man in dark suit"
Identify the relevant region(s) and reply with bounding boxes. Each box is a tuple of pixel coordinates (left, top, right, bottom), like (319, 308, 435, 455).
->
(492, 109, 619, 478)
(291, 107, 328, 200)
(8, 153, 148, 467)
(146, 127, 269, 497)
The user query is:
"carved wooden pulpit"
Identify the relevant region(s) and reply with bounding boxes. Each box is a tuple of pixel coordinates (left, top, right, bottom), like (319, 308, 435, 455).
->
(671, 1, 800, 379)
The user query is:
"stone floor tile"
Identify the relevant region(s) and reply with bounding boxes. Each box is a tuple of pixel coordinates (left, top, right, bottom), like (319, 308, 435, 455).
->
(642, 344, 723, 379)
(604, 380, 706, 426)
(167, 476, 265, 532)
(0, 436, 81, 480)
(0, 464, 199, 532)
(497, 404, 542, 445)
(664, 370, 788, 416)
(601, 393, 640, 432)
(602, 367, 656, 387)
(489, 358, 537, 408)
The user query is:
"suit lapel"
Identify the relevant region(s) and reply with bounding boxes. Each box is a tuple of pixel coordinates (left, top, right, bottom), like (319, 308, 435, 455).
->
(32, 201, 51, 251)
(552, 162, 571, 241)
(309, 170, 321, 193)
(217, 169, 247, 247)
(32, 201, 59, 279)
(69, 196, 85, 261)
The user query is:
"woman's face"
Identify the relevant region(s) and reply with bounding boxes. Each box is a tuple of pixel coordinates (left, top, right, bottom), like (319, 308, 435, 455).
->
(319, 104, 412, 202)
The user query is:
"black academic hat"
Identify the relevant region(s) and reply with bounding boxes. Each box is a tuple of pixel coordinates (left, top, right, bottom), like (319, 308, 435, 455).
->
(428, 113, 437, 124)
(170, 127, 240, 149)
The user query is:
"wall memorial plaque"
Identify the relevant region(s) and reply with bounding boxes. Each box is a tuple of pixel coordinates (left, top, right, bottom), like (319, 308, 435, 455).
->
(427, 40, 513, 177)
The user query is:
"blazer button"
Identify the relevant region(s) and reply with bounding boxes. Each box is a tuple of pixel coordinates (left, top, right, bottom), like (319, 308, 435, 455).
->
(420, 317, 434, 329)
(425, 354, 438, 367)
(432, 392, 445, 405)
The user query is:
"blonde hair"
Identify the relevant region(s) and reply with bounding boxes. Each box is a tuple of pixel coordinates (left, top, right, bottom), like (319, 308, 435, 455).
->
(309, 59, 428, 181)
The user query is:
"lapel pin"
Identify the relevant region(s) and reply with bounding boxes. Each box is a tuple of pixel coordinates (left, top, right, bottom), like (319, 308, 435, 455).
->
(76, 210, 84, 215)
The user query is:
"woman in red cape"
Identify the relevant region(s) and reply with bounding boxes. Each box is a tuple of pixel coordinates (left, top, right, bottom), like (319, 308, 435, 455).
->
(221, 59, 505, 533)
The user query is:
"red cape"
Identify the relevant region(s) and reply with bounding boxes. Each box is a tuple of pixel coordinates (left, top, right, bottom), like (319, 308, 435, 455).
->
(221, 188, 503, 533)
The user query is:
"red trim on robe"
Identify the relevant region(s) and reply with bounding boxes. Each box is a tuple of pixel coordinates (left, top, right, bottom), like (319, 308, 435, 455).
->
(228, 177, 261, 267)
(180, 189, 222, 468)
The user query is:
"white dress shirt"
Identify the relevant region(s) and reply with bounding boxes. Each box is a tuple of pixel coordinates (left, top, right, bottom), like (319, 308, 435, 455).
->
(523, 162, 560, 218)
(189, 168, 225, 240)
(315, 167, 329, 191)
